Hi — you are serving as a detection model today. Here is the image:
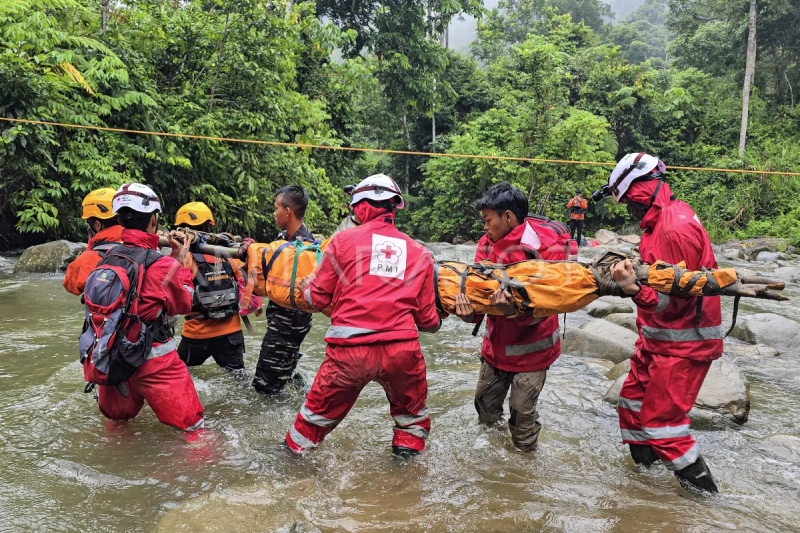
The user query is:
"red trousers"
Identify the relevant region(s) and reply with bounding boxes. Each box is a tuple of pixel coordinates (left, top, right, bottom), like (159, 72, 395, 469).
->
(618, 349, 711, 470)
(98, 350, 204, 431)
(285, 339, 430, 453)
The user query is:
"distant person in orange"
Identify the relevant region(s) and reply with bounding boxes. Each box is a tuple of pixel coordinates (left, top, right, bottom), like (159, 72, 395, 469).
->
(566, 189, 588, 246)
(63, 188, 124, 295)
(175, 202, 261, 372)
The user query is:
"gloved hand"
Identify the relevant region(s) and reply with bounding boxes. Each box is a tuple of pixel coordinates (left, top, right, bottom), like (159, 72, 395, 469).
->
(239, 238, 255, 260)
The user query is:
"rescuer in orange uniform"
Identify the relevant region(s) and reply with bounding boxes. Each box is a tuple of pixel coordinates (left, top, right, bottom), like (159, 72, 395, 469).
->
(63, 188, 124, 295)
(566, 189, 588, 246)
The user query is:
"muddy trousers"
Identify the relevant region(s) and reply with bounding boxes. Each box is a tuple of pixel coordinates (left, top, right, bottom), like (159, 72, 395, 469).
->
(618, 349, 711, 470)
(98, 350, 204, 431)
(474, 359, 548, 452)
(252, 303, 312, 394)
(285, 340, 430, 453)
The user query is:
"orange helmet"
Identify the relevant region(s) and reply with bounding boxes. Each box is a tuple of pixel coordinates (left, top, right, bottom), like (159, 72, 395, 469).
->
(175, 202, 215, 227)
(81, 188, 117, 220)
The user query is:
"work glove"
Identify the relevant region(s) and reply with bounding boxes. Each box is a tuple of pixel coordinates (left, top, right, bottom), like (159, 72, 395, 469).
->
(239, 238, 255, 261)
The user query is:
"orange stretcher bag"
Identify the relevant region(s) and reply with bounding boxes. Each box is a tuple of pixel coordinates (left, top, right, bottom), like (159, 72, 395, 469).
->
(434, 260, 600, 318)
(242, 238, 331, 313)
(646, 260, 738, 295)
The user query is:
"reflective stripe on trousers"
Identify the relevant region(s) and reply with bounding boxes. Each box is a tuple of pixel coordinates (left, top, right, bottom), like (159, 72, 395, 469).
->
(641, 325, 724, 342)
(504, 330, 559, 357)
(148, 339, 176, 359)
(300, 403, 341, 428)
(393, 407, 429, 428)
(662, 442, 700, 471)
(289, 425, 318, 451)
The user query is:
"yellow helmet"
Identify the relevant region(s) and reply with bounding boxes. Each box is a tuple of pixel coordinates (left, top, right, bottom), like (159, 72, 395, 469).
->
(175, 202, 215, 227)
(81, 188, 117, 220)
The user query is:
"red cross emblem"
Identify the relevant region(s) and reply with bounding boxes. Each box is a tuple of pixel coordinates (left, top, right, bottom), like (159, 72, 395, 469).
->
(375, 241, 402, 264)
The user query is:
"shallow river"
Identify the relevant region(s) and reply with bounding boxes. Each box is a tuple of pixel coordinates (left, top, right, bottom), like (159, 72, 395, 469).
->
(2, 255, 800, 532)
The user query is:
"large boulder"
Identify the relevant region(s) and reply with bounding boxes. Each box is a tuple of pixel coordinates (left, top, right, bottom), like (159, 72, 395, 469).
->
(420, 242, 477, 262)
(604, 313, 638, 333)
(729, 313, 800, 350)
(725, 343, 780, 358)
(593, 229, 620, 245)
(605, 359, 631, 380)
(604, 359, 750, 425)
(585, 299, 633, 318)
(720, 247, 746, 261)
(561, 320, 637, 364)
(723, 237, 787, 261)
(755, 251, 788, 263)
(772, 266, 800, 283)
(14, 240, 85, 273)
(619, 234, 641, 245)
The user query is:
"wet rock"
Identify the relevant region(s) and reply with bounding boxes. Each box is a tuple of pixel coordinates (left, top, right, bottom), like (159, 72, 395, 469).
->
(577, 246, 609, 260)
(619, 234, 641, 245)
(756, 251, 788, 263)
(604, 313, 638, 333)
(604, 359, 750, 425)
(788, 246, 797, 254)
(721, 248, 746, 261)
(605, 359, 631, 380)
(14, 240, 85, 274)
(758, 434, 800, 462)
(156, 479, 318, 533)
(452, 236, 467, 245)
(561, 320, 637, 364)
(773, 266, 800, 283)
(725, 344, 780, 358)
(593, 229, 620, 245)
(585, 299, 633, 318)
(729, 313, 800, 350)
(722, 237, 787, 261)
(421, 242, 477, 262)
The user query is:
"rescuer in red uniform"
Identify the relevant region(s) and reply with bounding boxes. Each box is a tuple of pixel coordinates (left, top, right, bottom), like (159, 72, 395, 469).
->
(602, 152, 722, 493)
(284, 174, 441, 457)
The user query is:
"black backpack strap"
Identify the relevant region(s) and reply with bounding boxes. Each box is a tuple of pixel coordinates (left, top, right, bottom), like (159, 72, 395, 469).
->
(192, 252, 207, 265)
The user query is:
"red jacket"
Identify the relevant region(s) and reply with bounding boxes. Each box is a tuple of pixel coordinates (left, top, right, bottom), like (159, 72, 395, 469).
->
(629, 181, 723, 361)
(120, 230, 194, 351)
(474, 217, 565, 373)
(63, 225, 124, 295)
(305, 214, 440, 346)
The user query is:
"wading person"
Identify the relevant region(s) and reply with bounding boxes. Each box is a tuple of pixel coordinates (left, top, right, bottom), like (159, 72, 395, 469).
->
(566, 189, 587, 245)
(175, 202, 261, 373)
(603, 152, 721, 493)
(284, 174, 441, 457)
(454, 182, 566, 452)
(252, 186, 314, 394)
(63, 188, 123, 295)
(86, 184, 204, 431)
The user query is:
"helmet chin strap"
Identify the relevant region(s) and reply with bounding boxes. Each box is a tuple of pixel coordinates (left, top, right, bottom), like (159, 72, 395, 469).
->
(648, 179, 663, 208)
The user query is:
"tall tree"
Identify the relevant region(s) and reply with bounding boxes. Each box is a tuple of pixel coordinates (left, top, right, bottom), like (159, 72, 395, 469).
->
(739, 0, 757, 157)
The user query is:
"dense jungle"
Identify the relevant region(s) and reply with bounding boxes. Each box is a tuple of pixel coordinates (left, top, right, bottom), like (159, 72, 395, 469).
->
(1, 0, 799, 246)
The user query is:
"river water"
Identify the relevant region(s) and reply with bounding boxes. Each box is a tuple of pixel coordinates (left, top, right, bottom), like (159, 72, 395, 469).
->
(2, 254, 800, 532)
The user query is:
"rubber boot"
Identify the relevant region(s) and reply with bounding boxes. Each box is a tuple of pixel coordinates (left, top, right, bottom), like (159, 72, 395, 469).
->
(629, 444, 660, 467)
(674, 455, 719, 494)
(392, 446, 419, 458)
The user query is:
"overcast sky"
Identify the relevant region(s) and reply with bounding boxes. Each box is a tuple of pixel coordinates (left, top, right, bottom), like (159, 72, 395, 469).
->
(448, 0, 648, 54)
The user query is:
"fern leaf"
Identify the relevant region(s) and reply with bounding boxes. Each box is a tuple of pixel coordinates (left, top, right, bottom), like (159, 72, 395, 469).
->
(56, 61, 95, 95)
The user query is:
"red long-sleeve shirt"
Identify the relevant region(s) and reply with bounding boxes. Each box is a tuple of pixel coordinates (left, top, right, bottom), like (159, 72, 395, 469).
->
(306, 215, 440, 346)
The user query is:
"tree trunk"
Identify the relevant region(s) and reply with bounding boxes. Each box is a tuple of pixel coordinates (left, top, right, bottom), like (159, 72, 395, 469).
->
(739, 0, 757, 158)
(432, 112, 436, 145)
(208, 11, 231, 114)
(402, 113, 412, 193)
(101, 0, 110, 30)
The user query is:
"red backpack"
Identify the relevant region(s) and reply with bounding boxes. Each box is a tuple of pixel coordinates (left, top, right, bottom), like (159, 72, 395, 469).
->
(78, 246, 167, 388)
(528, 214, 578, 261)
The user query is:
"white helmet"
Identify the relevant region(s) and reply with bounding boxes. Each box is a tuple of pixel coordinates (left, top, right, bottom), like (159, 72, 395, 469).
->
(349, 173, 404, 209)
(112, 183, 162, 214)
(608, 152, 665, 202)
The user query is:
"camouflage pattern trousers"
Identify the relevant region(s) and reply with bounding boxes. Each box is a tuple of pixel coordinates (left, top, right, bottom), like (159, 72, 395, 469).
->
(252, 301, 312, 394)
